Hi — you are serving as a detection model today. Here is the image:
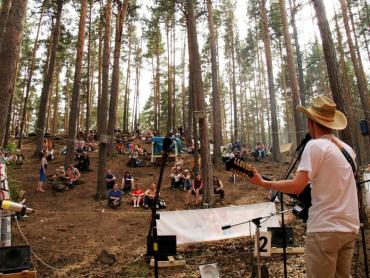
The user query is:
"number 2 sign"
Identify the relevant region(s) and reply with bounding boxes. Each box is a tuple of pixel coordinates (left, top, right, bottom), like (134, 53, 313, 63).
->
(254, 231, 271, 257)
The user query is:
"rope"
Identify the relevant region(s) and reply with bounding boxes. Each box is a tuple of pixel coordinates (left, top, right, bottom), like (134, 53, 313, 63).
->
(15, 217, 64, 272)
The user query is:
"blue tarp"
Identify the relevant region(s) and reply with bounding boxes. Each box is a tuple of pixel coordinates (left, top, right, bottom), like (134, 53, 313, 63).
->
(152, 137, 180, 155)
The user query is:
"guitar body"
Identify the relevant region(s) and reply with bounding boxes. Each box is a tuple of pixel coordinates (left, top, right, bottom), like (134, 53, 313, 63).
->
(225, 157, 312, 221)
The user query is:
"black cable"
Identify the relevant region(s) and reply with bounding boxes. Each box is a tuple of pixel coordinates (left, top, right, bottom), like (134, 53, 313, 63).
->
(354, 239, 360, 278)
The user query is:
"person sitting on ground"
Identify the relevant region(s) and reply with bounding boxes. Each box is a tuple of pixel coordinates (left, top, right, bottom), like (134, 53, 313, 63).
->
(37, 152, 48, 192)
(105, 169, 116, 190)
(186, 173, 203, 205)
(76, 151, 90, 172)
(128, 149, 141, 167)
(213, 175, 225, 204)
(171, 169, 184, 190)
(132, 183, 144, 208)
(183, 169, 192, 190)
(108, 183, 122, 209)
(255, 142, 266, 158)
(122, 171, 134, 194)
(172, 155, 184, 171)
(144, 183, 157, 209)
(66, 164, 80, 189)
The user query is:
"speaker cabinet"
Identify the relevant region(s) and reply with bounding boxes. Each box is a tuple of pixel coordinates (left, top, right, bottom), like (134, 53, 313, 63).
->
(147, 235, 176, 261)
(0, 245, 31, 274)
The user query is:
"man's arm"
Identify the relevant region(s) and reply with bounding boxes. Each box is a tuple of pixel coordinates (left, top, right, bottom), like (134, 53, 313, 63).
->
(249, 169, 309, 195)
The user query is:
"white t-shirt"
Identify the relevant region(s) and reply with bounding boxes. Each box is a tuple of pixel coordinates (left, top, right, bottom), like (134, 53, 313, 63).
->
(297, 136, 360, 233)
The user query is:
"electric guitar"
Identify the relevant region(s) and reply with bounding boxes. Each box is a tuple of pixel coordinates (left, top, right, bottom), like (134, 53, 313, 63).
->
(225, 157, 311, 221)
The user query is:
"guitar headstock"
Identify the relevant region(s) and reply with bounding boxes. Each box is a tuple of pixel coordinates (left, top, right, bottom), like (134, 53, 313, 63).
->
(225, 158, 254, 178)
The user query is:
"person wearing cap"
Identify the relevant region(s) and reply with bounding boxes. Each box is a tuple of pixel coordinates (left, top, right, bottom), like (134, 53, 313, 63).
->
(183, 169, 192, 190)
(249, 96, 359, 278)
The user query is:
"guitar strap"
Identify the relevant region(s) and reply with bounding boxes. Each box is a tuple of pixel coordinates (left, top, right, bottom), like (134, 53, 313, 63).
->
(324, 136, 357, 179)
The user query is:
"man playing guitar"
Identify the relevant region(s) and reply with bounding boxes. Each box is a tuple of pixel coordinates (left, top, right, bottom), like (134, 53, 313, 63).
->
(249, 96, 359, 278)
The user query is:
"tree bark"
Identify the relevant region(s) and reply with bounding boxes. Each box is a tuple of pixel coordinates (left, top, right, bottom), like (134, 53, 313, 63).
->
(97, 9, 103, 136)
(259, 0, 281, 161)
(107, 0, 129, 154)
(207, 0, 223, 165)
(312, 0, 354, 146)
(35, 0, 63, 156)
(166, 18, 173, 135)
(185, 0, 213, 206)
(18, 4, 44, 149)
(51, 67, 60, 135)
(123, 33, 132, 133)
(0, 0, 12, 51)
(279, 0, 304, 145)
(340, 0, 370, 145)
(97, 0, 112, 200)
(85, 0, 93, 141)
(64, 0, 87, 168)
(0, 0, 28, 146)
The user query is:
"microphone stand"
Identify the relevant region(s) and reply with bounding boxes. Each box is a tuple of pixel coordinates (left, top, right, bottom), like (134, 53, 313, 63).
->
(271, 133, 311, 278)
(222, 209, 293, 278)
(147, 137, 172, 278)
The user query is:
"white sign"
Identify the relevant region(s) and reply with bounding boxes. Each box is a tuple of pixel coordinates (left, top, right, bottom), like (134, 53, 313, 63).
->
(254, 231, 272, 257)
(157, 202, 279, 245)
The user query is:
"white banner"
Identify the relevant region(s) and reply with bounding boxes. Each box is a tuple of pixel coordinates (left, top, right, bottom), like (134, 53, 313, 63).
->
(157, 202, 280, 245)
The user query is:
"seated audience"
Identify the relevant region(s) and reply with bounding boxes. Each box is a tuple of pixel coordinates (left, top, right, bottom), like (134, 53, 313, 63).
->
(186, 173, 203, 205)
(172, 155, 184, 171)
(144, 183, 157, 209)
(183, 169, 192, 190)
(254, 142, 266, 158)
(65, 164, 80, 189)
(128, 149, 141, 167)
(132, 183, 144, 208)
(108, 183, 122, 209)
(213, 175, 225, 204)
(171, 169, 184, 190)
(76, 151, 90, 172)
(122, 171, 134, 193)
(105, 169, 116, 190)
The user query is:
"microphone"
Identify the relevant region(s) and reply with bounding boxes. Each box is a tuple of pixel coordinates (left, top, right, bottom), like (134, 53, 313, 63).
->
(0, 200, 35, 215)
(222, 225, 231, 230)
(162, 137, 173, 153)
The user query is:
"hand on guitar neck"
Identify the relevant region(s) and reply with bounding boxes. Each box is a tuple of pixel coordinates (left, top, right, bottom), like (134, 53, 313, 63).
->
(225, 157, 311, 221)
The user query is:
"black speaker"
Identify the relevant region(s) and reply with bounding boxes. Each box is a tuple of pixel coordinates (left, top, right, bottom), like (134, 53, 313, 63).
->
(0, 245, 31, 273)
(360, 119, 369, 135)
(147, 235, 176, 260)
(267, 227, 294, 248)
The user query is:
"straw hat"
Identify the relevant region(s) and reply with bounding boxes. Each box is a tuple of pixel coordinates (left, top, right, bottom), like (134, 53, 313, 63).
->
(297, 96, 347, 130)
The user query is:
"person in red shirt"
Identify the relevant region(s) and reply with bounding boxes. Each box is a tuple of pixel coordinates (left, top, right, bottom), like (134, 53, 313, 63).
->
(132, 183, 144, 207)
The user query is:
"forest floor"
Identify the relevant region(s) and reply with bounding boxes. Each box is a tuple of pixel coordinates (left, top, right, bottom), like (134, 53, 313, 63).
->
(7, 137, 370, 278)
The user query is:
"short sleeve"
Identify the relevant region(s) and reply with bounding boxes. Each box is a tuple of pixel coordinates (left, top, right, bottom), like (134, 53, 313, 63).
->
(297, 141, 323, 179)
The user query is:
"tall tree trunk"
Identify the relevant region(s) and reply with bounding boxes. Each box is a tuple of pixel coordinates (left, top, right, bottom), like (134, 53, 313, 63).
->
(230, 22, 238, 141)
(123, 38, 132, 133)
(181, 34, 187, 135)
(166, 19, 173, 135)
(155, 41, 161, 133)
(207, 0, 223, 165)
(171, 15, 176, 131)
(0, 0, 27, 146)
(279, 0, 304, 145)
(18, 4, 44, 149)
(290, 0, 306, 108)
(51, 67, 60, 135)
(107, 0, 129, 154)
(35, 0, 63, 156)
(64, 64, 71, 133)
(259, 0, 281, 161)
(3, 88, 14, 147)
(340, 0, 370, 148)
(312, 0, 354, 146)
(0, 0, 12, 51)
(97, 9, 103, 136)
(65, 0, 87, 168)
(85, 0, 93, 141)
(97, 0, 112, 200)
(334, 12, 364, 164)
(185, 0, 213, 206)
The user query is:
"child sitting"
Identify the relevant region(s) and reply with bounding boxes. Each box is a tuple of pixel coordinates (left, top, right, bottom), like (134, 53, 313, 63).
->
(132, 183, 144, 208)
(108, 183, 122, 209)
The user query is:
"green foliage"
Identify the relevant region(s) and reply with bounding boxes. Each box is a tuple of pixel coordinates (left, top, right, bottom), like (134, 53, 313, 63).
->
(4, 143, 17, 153)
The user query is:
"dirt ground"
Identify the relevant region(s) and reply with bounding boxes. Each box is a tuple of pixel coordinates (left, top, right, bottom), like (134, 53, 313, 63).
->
(7, 137, 369, 277)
